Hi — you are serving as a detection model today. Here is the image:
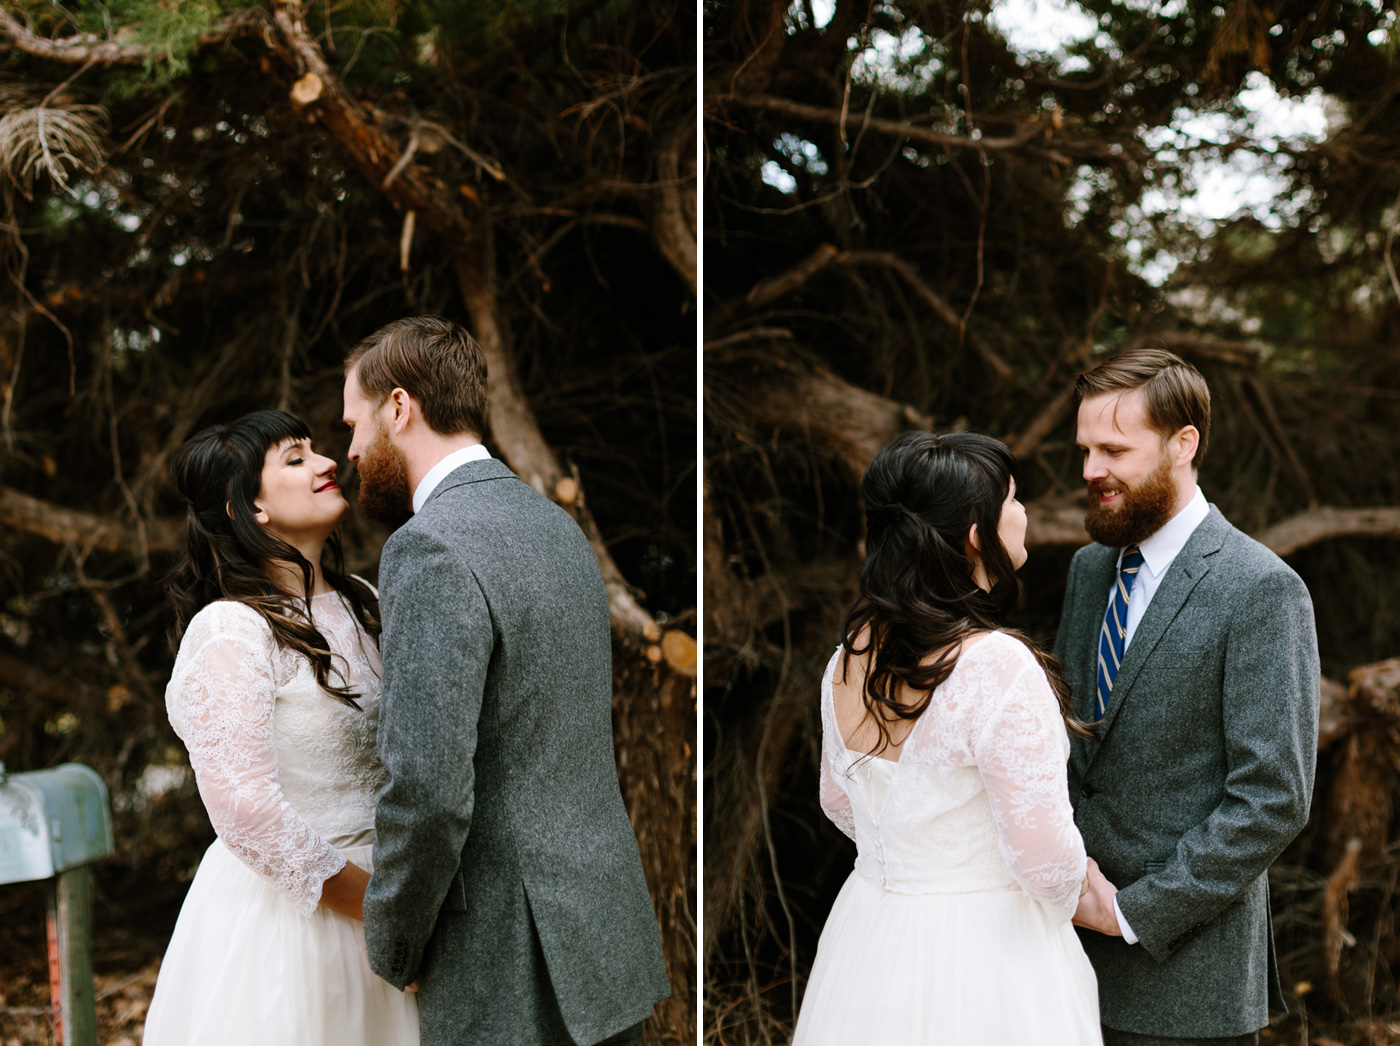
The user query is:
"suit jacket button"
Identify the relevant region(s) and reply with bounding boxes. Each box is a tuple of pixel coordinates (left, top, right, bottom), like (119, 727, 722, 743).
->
(1081, 783, 1095, 798)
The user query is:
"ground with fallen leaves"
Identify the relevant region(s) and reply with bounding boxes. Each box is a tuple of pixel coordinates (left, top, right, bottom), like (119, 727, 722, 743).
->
(0, 960, 158, 1046)
(0, 868, 180, 1046)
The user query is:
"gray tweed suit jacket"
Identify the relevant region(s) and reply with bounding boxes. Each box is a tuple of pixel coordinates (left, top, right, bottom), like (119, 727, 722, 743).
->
(362, 458, 670, 1046)
(1053, 506, 1319, 1039)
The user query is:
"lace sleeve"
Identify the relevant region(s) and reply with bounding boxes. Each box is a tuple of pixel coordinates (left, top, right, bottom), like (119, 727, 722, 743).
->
(166, 603, 347, 916)
(970, 636, 1087, 922)
(818, 649, 857, 842)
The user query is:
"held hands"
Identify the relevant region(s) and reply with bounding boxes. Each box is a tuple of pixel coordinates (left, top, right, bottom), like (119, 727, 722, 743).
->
(1072, 857, 1122, 936)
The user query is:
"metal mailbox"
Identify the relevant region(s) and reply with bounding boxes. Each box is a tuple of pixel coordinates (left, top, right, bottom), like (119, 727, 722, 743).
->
(0, 762, 115, 1046)
(0, 762, 114, 884)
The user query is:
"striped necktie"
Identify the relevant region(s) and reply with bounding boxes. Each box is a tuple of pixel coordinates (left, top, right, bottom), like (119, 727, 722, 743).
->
(1096, 545, 1144, 721)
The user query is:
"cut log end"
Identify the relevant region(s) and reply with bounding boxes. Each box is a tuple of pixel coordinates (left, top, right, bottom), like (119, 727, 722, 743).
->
(645, 644, 664, 664)
(661, 630, 697, 677)
(555, 476, 579, 505)
(290, 72, 324, 106)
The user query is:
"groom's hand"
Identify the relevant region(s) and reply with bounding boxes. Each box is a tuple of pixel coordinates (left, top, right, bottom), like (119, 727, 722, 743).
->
(1072, 857, 1122, 936)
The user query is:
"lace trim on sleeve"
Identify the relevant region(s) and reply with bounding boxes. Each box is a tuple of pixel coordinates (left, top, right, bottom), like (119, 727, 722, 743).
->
(968, 635, 1087, 922)
(167, 602, 347, 916)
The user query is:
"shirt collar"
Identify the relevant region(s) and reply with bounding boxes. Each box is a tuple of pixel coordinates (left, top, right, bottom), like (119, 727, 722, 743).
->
(412, 443, 492, 513)
(1129, 484, 1209, 577)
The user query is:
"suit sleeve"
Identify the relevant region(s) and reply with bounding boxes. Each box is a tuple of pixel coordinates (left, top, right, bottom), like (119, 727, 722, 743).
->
(1114, 567, 1320, 961)
(362, 526, 494, 988)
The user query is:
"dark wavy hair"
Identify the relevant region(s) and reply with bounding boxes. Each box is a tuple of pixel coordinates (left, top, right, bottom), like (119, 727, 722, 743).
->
(839, 430, 1092, 755)
(165, 410, 381, 707)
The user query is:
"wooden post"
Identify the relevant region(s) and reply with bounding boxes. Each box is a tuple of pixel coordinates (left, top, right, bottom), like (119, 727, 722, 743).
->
(45, 865, 98, 1046)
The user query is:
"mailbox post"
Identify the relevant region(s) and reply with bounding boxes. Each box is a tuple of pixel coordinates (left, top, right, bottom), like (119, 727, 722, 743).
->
(0, 762, 115, 1046)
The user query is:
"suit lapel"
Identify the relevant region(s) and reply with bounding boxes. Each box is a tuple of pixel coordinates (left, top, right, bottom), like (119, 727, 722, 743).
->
(1091, 507, 1230, 745)
(1073, 546, 1119, 724)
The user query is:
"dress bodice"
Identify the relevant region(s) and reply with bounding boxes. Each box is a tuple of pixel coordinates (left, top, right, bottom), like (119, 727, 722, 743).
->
(820, 631, 1087, 922)
(166, 593, 387, 915)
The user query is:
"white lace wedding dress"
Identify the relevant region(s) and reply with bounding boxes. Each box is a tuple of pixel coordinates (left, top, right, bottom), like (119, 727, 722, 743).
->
(792, 631, 1101, 1045)
(142, 593, 418, 1046)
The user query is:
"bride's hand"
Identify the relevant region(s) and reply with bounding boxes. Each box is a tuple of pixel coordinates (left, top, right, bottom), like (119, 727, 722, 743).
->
(1072, 858, 1122, 936)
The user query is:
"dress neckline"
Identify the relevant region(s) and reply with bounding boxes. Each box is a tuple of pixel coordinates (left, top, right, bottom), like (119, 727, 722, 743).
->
(827, 633, 1009, 767)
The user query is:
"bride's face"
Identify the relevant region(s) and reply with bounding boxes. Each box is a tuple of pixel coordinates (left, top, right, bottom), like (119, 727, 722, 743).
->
(966, 477, 1028, 592)
(252, 437, 348, 542)
(997, 477, 1028, 571)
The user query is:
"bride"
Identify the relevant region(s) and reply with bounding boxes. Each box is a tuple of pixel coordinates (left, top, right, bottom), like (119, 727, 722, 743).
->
(142, 410, 418, 1045)
(792, 430, 1104, 1046)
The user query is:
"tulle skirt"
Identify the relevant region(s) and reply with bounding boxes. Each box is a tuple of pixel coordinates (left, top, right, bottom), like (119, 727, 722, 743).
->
(142, 839, 419, 1046)
(792, 872, 1102, 1046)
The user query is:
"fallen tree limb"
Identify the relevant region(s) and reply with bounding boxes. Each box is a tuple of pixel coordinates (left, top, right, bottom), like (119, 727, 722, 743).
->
(0, 485, 179, 556)
(755, 367, 933, 482)
(1255, 506, 1400, 557)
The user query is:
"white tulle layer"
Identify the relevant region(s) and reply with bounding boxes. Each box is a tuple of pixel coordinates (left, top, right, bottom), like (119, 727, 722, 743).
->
(142, 840, 418, 1046)
(791, 872, 1102, 1046)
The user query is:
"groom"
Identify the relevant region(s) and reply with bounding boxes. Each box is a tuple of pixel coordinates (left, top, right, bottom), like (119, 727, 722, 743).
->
(343, 316, 670, 1045)
(1054, 349, 1319, 1046)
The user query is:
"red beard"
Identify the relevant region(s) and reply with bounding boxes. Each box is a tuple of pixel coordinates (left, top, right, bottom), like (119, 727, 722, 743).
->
(356, 424, 414, 525)
(1083, 453, 1178, 548)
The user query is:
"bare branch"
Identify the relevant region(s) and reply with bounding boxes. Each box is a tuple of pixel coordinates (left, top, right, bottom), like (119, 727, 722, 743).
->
(730, 94, 1053, 153)
(0, 484, 178, 556)
(708, 244, 1022, 387)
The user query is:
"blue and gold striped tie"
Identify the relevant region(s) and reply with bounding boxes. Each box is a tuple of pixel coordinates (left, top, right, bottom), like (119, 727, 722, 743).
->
(1096, 545, 1144, 721)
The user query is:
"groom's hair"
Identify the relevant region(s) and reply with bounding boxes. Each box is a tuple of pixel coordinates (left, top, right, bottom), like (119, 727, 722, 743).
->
(345, 315, 488, 438)
(1075, 348, 1211, 469)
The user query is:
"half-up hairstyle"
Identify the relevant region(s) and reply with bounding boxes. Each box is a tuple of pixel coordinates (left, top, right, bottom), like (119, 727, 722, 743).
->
(839, 430, 1092, 754)
(165, 410, 381, 707)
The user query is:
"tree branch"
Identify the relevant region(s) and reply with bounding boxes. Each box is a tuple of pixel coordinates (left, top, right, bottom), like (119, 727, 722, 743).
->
(730, 94, 1053, 152)
(708, 244, 1021, 386)
(0, 484, 179, 556)
(265, 3, 479, 246)
(0, 7, 265, 66)
(648, 123, 697, 296)
(1255, 506, 1400, 557)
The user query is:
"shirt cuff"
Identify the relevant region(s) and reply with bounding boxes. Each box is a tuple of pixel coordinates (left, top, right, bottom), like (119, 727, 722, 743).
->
(1113, 895, 1139, 944)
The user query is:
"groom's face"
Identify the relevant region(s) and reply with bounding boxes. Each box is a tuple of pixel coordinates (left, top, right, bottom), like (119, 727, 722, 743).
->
(1077, 389, 1180, 547)
(343, 369, 414, 523)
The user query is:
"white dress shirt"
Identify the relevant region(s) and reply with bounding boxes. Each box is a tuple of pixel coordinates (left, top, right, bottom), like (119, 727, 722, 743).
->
(411, 443, 492, 514)
(1103, 484, 1210, 943)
